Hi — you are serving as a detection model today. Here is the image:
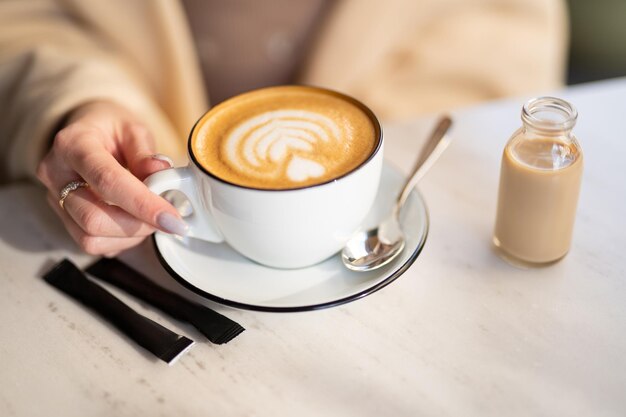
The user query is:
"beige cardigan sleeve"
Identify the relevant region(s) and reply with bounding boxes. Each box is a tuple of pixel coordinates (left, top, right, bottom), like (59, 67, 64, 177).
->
(0, 0, 567, 183)
(0, 0, 206, 184)
(300, 0, 568, 120)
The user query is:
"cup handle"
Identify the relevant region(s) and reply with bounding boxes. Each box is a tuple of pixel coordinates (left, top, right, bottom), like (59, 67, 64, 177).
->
(144, 166, 224, 242)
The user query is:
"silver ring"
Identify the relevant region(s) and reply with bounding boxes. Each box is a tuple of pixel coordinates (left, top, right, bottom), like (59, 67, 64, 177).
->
(59, 180, 89, 209)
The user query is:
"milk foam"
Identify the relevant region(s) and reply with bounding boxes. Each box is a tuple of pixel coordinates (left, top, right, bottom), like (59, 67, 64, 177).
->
(225, 110, 341, 182)
(192, 86, 378, 189)
(287, 156, 325, 182)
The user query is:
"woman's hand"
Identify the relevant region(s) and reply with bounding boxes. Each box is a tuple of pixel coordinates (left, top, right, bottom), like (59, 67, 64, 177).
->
(36, 101, 187, 257)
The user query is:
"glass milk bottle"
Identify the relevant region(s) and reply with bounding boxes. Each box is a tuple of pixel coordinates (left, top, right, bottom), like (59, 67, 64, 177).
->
(493, 97, 583, 266)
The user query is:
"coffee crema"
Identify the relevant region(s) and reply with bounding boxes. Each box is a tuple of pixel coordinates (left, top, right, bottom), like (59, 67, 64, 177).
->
(191, 86, 378, 189)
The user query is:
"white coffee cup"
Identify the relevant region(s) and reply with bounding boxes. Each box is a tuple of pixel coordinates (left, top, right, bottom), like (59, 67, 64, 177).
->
(145, 88, 383, 269)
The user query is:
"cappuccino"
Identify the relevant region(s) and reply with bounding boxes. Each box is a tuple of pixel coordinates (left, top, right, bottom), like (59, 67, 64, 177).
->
(191, 86, 379, 189)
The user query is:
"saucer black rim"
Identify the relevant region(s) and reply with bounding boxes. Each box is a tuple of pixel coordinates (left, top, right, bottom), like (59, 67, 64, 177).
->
(151, 168, 429, 312)
(152, 221, 427, 312)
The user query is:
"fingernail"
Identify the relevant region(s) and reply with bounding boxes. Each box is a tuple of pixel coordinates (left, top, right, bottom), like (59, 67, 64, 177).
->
(157, 212, 188, 236)
(151, 154, 174, 167)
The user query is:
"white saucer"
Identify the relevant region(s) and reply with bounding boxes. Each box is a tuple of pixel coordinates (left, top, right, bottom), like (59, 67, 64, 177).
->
(153, 162, 429, 312)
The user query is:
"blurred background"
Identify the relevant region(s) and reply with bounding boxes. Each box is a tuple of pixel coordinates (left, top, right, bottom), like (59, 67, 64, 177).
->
(567, 0, 626, 84)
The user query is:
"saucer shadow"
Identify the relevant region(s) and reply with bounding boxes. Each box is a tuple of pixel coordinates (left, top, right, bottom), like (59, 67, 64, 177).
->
(176, 235, 251, 265)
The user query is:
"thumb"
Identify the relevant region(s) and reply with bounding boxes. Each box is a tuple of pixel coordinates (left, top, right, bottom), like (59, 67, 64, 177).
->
(122, 123, 174, 180)
(133, 153, 174, 181)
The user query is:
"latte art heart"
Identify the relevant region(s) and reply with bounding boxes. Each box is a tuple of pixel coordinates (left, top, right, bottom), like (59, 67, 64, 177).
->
(225, 110, 341, 182)
(287, 156, 325, 182)
(192, 86, 378, 189)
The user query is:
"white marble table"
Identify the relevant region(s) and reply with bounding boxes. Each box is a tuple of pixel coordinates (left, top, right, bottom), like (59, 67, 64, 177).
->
(1, 78, 625, 417)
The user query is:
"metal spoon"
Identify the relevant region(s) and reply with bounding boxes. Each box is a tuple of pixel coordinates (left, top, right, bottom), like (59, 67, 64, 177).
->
(342, 115, 453, 271)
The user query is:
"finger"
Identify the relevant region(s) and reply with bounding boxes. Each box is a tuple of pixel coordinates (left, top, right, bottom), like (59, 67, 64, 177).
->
(65, 135, 187, 236)
(36, 129, 84, 194)
(132, 154, 173, 181)
(62, 186, 156, 238)
(47, 193, 146, 255)
(120, 124, 173, 180)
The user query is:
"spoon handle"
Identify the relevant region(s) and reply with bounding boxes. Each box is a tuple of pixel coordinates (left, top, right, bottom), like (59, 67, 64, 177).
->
(395, 115, 452, 213)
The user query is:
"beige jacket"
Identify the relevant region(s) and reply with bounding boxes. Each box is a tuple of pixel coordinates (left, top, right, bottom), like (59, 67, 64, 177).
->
(0, 0, 567, 183)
